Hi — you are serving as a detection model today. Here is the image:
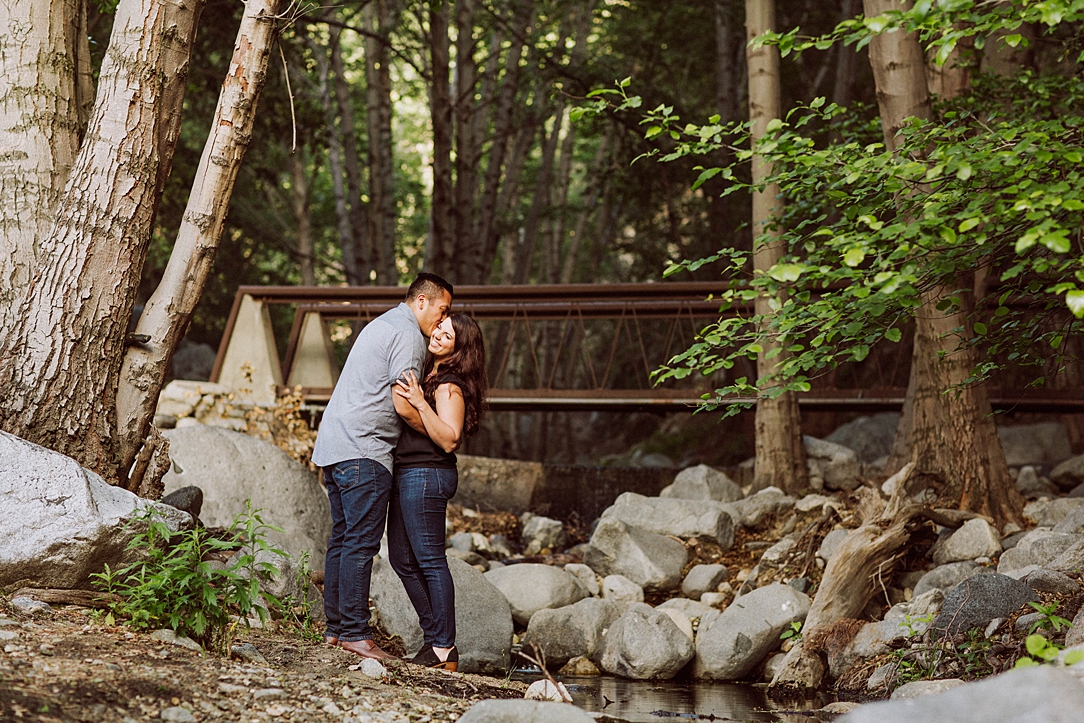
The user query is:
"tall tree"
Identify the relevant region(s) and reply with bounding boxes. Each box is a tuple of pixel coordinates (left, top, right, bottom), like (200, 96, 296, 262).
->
(365, 0, 399, 283)
(746, 0, 808, 494)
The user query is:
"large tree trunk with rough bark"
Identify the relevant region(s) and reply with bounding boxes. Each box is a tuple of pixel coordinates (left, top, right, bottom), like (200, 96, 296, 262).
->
(746, 0, 808, 495)
(365, 0, 398, 284)
(425, 0, 454, 278)
(0, 0, 204, 482)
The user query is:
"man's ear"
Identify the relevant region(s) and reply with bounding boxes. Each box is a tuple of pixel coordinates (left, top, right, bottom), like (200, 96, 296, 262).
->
(415, 293, 427, 308)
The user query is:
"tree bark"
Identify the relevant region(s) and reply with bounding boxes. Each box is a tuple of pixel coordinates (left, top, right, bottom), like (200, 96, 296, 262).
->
(450, 0, 479, 284)
(116, 0, 283, 492)
(560, 130, 610, 284)
(0, 0, 204, 482)
(425, 0, 454, 278)
(364, 0, 398, 283)
(831, 0, 859, 107)
(746, 0, 808, 495)
(291, 148, 315, 286)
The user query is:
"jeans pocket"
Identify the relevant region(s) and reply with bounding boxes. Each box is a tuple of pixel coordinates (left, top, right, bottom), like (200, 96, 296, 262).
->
(333, 459, 365, 492)
(435, 469, 458, 501)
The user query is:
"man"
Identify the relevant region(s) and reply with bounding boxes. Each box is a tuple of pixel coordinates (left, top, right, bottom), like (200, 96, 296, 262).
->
(312, 273, 453, 660)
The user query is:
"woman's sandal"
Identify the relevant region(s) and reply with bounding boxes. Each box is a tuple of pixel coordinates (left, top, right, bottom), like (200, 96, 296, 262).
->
(411, 645, 459, 672)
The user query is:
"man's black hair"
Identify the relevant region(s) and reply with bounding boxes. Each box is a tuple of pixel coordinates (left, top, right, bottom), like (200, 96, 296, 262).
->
(405, 272, 453, 302)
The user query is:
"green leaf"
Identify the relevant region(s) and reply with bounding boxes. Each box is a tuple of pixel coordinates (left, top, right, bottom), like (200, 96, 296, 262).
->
(852, 345, 870, 362)
(843, 248, 865, 267)
(769, 263, 805, 282)
(885, 328, 902, 343)
(1004, 34, 1023, 48)
(958, 217, 981, 232)
(766, 118, 784, 134)
(956, 163, 973, 181)
(1067, 290, 1084, 318)
(1067, 650, 1084, 666)
(1026, 634, 1051, 658)
(973, 322, 987, 335)
(1014, 657, 1040, 669)
(691, 167, 723, 191)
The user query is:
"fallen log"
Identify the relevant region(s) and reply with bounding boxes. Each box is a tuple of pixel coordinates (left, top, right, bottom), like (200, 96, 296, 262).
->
(12, 588, 122, 610)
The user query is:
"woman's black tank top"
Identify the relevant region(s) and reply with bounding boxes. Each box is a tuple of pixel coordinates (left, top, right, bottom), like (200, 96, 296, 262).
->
(393, 374, 464, 469)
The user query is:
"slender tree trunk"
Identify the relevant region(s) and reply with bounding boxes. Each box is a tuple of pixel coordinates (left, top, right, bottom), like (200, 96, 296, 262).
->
(832, 0, 858, 106)
(561, 130, 610, 284)
(116, 0, 283, 493)
(425, 0, 454, 278)
(291, 148, 315, 286)
(365, 0, 398, 283)
(867, 0, 1020, 526)
(450, 0, 479, 284)
(747, 0, 808, 495)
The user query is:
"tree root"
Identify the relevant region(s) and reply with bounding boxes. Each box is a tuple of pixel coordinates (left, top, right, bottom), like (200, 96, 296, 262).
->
(125, 426, 170, 500)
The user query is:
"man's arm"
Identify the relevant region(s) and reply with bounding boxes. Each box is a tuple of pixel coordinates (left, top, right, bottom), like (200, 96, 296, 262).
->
(394, 392, 427, 433)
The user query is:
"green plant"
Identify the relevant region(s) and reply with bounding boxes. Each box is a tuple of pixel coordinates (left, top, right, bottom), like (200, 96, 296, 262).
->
(780, 620, 803, 642)
(1014, 633, 1084, 669)
(1027, 601, 1073, 634)
(93, 503, 285, 655)
(900, 613, 934, 638)
(277, 551, 322, 642)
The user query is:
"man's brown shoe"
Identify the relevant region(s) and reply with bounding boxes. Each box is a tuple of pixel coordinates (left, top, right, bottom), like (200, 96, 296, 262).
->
(324, 636, 339, 646)
(340, 639, 397, 661)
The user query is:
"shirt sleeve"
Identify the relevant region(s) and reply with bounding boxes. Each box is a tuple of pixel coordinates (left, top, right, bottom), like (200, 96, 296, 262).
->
(387, 328, 422, 383)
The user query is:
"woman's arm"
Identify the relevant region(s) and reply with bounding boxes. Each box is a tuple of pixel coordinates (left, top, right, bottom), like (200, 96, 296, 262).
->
(394, 372, 465, 453)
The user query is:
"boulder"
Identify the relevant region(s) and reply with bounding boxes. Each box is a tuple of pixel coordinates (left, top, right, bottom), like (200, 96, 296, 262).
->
(681, 564, 729, 599)
(998, 422, 1072, 469)
(657, 598, 715, 622)
(829, 590, 944, 678)
(370, 557, 513, 674)
(564, 563, 600, 596)
(1054, 504, 1084, 535)
(593, 603, 695, 680)
(660, 607, 694, 640)
(824, 412, 900, 463)
(890, 678, 966, 701)
(1023, 498, 1084, 527)
(817, 529, 850, 562)
(524, 598, 621, 668)
(930, 573, 1038, 638)
(583, 518, 688, 590)
(660, 465, 743, 503)
(932, 519, 1001, 565)
(913, 562, 992, 598)
(694, 583, 810, 680)
(601, 574, 644, 607)
(484, 564, 587, 625)
(159, 486, 204, 520)
(521, 514, 566, 555)
(601, 492, 735, 549)
(998, 530, 1080, 574)
(163, 426, 331, 568)
(723, 488, 797, 529)
(1023, 568, 1078, 596)
(1067, 607, 1084, 647)
(804, 436, 861, 491)
(1046, 538, 1084, 574)
(837, 666, 1084, 723)
(1052, 454, 1084, 491)
(457, 700, 594, 723)
(1016, 466, 1057, 498)
(0, 432, 192, 589)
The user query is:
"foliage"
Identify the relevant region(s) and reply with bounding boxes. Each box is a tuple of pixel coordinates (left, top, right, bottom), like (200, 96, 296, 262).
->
(244, 387, 319, 468)
(93, 503, 285, 656)
(1011, 633, 1084, 668)
(780, 620, 803, 642)
(1026, 601, 1073, 634)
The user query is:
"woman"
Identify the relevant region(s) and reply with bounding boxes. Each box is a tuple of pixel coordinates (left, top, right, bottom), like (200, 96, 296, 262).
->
(390, 312, 487, 672)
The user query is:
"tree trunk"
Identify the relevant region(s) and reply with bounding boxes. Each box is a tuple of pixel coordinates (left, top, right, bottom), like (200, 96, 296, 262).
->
(831, 0, 859, 107)
(560, 130, 610, 284)
(0, 1, 93, 335)
(451, 0, 479, 284)
(0, 0, 204, 482)
(291, 148, 315, 286)
(116, 0, 283, 493)
(425, 0, 454, 278)
(365, 0, 398, 283)
(746, 0, 808, 495)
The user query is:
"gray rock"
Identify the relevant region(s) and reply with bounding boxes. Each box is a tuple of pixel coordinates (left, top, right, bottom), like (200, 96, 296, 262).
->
(1067, 606, 1084, 647)
(449, 532, 475, 552)
(694, 583, 810, 680)
(447, 548, 487, 567)
(163, 426, 331, 568)
(594, 603, 695, 680)
(890, 678, 965, 700)
(149, 629, 202, 653)
(796, 494, 839, 513)
(1015, 612, 1044, 634)
(601, 574, 645, 607)
(357, 658, 387, 678)
(521, 514, 566, 555)
(866, 663, 893, 690)
(825, 412, 900, 463)
(252, 688, 286, 700)
(817, 529, 850, 562)
(0, 432, 192, 589)
(457, 700, 595, 723)
(524, 598, 621, 668)
(723, 488, 797, 529)
(760, 537, 796, 564)
(584, 518, 688, 590)
(913, 562, 992, 598)
(763, 652, 788, 682)
(1015, 466, 1057, 498)
(171, 339, 217, 382)
(1024, 498, 1084, 527)
(1054, 505, 1084, 535)
(681, 564, 729, 599)
(1042, 537, 1084, 574)
(559, 656, 600, 676)
(1070, 482, 1084, 498)
(0, 630, 18, 641)
(998, 530, 1079, 573)
(838, 666, 1084, 723)
(230, 547, 324, 621)
(930, 573, 1038, 638)
(484, 563, 587, 625)
(371, 557, 513, 674)
(160, 706, 196, 723)
(660, 465, 743, 503)
(1024, 568, 1078, 596)
(159, 486, 204, 520)
(804, 436, 862, 491)
(932, 519, 1001, 565)
(830, 591, 945, 677)
(601, 492, 735, 549)
(564, 563, 600, 596)
(657, 598, 715, 622)
(10, 597, 53, 616)
(230, 643, 269, 666)
(999, 423, 1072, 468)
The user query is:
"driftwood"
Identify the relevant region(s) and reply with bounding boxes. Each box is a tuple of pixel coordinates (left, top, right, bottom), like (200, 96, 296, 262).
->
(770, 463, 925, 690)
(12, 588, 122, 610)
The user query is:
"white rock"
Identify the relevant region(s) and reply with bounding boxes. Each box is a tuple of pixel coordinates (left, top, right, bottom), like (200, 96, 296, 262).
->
(601, 574, 644, 607)
(594, 603, 695, 680)
(660, 465, 743, 503)
(804, 436, 861, 491)
(932, 519, 1001, 565)
(601, 492, 734, 549)
(564, 563, 600, 596)
(523, 680, 571, 702)
(584, 518, 688, 590)
(659, 608, 694, 640)
(700, 592, 728, 607)
(357, 658, 386, 678)
(681, 564, 729, 599)
(484, 564, 587, 625)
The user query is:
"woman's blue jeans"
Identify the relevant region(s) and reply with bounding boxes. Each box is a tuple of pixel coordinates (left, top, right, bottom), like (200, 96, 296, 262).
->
(387, 466, 458, 649)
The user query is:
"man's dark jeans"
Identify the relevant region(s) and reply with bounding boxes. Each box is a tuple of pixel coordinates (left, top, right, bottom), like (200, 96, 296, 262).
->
(323, 458, 392, 642)
(387, 467, 458, 649)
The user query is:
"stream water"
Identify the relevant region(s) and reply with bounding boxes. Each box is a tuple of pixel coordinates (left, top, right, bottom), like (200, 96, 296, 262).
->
(515, 673, 828, 722)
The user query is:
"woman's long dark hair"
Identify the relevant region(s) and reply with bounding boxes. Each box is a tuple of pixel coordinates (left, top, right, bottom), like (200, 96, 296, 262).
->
(422, 313, 487, 437)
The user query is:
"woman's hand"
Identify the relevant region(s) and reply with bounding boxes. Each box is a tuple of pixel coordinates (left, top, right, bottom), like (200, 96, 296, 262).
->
(394, 370, 426, 409)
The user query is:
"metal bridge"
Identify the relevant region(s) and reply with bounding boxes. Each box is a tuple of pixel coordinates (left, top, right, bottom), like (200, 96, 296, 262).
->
(209, 283, 1084, 413)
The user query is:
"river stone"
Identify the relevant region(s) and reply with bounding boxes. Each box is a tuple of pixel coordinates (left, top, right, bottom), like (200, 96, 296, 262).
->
(0, 431, 193, 589)
(564, 563, 600, 596)
(601, 574, 644, 607)
(891, 678, 966, 700)
(913, 562, 992, 598)
(932, 519, 1001, 565)
(1053, 453, 1084, 492)
(523, 598, 621, 668)
(559, 656, 600, 676)
(601, 492, 734, 549)
(448, 532, 475, 552)
(1046, 538, 1084, 574)
(163, 426, 331, 567)
(657, 598, 715, 622)
(724, 487, 797, 530)
(804, 436, 862, 491)
(159, 486, 204, 520)
(371, 557, 512, 674)
(838, 666, 1084, 723)
(681, 564, 729, 599)
(584, 518, 688, 590)
(998, 530, 1079, 573)
(930, 573, 1038, 638)
(1024, 568, 1078, 596)
(1054, 504, 1084, 535)
(761, 537, 797, 564)
(825, 412, 900, 463)
(830, 590, 945, 677)
(1024, 498, 1084, 527)
(1067, 607, 1084, 647)
(593, 603, 695, 680)
(484, 564, 587, 625)
(457, 700, 595, 723)
(999, 422, 1073, 469)
(521, 514, 566, 555)
(1016, 465, 1057, 498)
(659, 608, 694, 641)
(660, 465, 743, 503)
(694, 583, 810, 680)
(817, 529, 850, 562)
(524, 680, 570, 702)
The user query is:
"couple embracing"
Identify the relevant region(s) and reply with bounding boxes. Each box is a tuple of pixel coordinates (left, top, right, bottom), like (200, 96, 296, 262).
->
(311, 273, 487, 672)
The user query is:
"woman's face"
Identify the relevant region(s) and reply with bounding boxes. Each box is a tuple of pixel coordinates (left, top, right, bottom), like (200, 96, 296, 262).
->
(428, 317, 456, 359)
